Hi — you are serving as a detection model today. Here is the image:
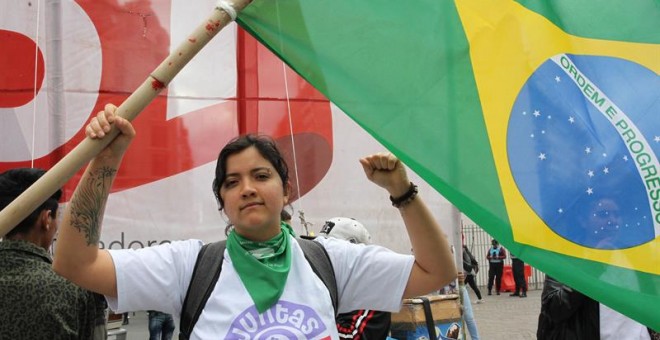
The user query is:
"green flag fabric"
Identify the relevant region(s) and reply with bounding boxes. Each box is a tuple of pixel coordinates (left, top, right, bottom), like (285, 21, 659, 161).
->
(237, 0, 659, 329)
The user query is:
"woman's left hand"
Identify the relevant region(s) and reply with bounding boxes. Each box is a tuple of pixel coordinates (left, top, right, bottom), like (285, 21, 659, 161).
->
(359, 152, 410, 198)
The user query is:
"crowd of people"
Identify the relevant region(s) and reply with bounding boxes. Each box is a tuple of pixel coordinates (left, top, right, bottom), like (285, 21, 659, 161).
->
(1, 103, 656, 339)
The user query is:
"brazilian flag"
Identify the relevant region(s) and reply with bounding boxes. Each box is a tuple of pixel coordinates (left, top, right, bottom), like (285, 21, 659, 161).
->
(238, 0, 659, 328)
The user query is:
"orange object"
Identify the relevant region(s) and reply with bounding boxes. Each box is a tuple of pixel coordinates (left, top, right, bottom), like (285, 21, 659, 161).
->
(501, 264, 532, 292)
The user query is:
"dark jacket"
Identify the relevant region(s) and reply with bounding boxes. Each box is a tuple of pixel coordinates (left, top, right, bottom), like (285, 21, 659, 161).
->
(0, 240, 100, 339)
(462, 246, 479, 274)
(336, 309, 391, 339)
(537, 276, 599, 340)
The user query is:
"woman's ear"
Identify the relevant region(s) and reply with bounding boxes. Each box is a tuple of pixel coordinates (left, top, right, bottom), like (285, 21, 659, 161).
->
(283, 182, 293, 204)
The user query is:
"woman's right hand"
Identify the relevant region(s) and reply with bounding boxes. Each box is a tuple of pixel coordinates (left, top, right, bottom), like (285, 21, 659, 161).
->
(86, 104, 136, 158)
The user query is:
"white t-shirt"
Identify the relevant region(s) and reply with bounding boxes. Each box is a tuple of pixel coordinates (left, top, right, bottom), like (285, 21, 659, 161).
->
(600, 304, 650, 340)
(106, 236, 413, 339)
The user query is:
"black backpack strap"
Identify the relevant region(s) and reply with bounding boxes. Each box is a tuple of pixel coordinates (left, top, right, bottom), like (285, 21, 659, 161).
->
(419, 296, 438, 340)
(297, 237, 338, 314)
(178, 240, 226, 340)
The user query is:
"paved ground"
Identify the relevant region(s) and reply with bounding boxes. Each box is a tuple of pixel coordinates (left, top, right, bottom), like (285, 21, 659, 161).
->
(469, 288, 541, 340)
(112, 287, 542, 339)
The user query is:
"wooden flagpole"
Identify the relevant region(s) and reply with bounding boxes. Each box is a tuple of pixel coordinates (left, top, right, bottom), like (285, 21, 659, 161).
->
(0, 0, 253, 237)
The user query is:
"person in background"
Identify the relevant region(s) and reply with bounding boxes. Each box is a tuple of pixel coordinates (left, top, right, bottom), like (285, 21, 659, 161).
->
(0, 168, 103, 339)
(148, 310, 175, 340)
(92, 294, 109, 340)
(486, 239, 506, 295)
(462, 243, 482, 303)
(319, 217, 392, 339)
(458, 271, 480, 340)
(537, 275, 652, 340)
(509, 253, 527, 298)
(537, 275, 599, 339)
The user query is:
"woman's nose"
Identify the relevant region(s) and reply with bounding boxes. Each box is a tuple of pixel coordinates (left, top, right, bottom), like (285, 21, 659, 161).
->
(240, 180, 257, 197)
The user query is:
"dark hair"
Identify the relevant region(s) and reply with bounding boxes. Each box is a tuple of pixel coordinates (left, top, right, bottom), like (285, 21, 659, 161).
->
(0, 168, 62, 237)
(280, 210, 292, 223)
(212, 134, 289, 209)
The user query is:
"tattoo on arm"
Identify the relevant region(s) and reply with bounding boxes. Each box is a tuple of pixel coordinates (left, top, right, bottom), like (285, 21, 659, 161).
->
(69, 166, 117, 245)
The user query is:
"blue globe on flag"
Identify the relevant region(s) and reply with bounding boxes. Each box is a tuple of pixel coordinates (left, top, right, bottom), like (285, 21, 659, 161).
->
(507, 54, 659, 250)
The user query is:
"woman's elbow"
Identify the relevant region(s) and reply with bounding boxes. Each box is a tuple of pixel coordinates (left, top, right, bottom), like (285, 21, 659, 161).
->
(437, 266, 458, 288)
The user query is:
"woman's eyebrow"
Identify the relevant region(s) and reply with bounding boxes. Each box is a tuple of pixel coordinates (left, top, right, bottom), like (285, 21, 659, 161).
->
(251, 167, 272, 173)
(225, 167, 272, 178)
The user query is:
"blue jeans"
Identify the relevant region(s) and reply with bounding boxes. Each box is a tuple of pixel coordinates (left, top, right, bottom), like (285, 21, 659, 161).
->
(148, 311, 175, 340)
(461, 286, 480, 340)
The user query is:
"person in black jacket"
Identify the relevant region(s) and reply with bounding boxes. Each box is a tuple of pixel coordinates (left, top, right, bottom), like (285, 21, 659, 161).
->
(462, 245, 482, 303)
(538, 276, 655, 340)
(537, 276, 599, 340)
(509, 253, 527, 298)
(320, 217, 391, 339)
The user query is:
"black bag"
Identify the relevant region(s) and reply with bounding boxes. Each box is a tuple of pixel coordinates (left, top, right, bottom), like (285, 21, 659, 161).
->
(463, 254, 474, 273)
(462, 247, 478, 273)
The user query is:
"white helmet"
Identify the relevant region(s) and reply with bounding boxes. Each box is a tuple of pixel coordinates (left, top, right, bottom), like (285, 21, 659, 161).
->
(319, 217, 372, 244)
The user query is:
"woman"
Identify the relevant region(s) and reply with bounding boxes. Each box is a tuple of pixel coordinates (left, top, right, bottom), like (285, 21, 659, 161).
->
(463, 244, 482, 303)
(53, 104, 456, 339)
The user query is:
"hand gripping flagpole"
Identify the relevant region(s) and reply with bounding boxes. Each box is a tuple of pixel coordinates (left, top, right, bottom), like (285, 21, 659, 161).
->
(0, 0, 252, 237)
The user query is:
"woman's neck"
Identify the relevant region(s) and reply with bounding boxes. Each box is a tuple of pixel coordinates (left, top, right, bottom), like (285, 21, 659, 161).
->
(234, 225, 282, 242)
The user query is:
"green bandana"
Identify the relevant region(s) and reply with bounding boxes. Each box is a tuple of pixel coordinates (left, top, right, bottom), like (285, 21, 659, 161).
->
(227, 222, 295, 313)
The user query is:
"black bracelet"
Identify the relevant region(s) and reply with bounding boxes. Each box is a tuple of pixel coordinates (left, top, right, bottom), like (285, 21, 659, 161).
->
(389, 182, 418, 208)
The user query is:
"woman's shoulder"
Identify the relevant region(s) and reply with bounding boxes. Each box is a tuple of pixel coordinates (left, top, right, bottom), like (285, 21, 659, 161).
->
(312, 236, 409, 262)
(311, 235, 367, 253)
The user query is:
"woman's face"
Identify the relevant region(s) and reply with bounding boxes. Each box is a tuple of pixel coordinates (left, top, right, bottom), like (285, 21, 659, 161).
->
(219, 146, 288, 240)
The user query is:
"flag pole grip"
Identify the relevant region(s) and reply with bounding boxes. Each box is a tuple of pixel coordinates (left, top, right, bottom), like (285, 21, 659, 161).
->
(0, 0, 253, 237)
